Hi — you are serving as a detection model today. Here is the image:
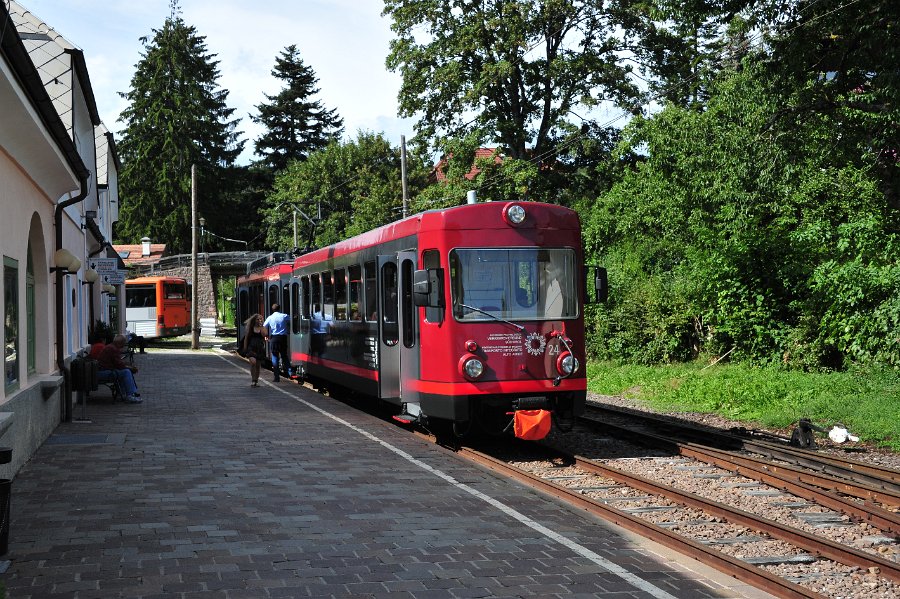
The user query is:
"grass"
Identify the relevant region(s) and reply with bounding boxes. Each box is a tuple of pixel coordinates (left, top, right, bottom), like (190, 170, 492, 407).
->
(586, 360, 900, 451)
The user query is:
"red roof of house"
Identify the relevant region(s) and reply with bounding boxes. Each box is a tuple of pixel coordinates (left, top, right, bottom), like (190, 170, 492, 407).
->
(433, 148, 502, 182)
(113, 243, 167, 267)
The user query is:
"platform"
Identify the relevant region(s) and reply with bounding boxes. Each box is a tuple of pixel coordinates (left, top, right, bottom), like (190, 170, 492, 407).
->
(1, 348, 774, 598)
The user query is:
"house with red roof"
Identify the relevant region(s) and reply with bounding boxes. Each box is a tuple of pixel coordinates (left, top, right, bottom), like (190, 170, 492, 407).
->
(114, 237, 167, 269)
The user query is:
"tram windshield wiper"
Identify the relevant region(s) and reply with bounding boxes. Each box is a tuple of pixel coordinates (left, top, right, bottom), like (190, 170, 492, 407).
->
(458, 303, 524, 331)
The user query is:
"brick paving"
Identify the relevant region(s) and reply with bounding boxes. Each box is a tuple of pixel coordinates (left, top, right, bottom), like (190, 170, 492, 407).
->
(0, 349, 774, 598)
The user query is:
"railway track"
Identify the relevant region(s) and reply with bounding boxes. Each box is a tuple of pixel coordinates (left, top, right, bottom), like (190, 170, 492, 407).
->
(585, 404, 900, 495)
(405, 405, 900, 598)
(462, 437, 899, 598)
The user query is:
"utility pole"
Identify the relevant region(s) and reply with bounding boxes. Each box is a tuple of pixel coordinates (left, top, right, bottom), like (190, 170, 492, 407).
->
(191, 164, 199, 350)
(400, 135, 409, 218)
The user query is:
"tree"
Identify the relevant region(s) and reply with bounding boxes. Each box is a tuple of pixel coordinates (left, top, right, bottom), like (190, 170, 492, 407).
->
(583, 59, 900, 368)
(758, 0, 900, 207)
(261, 132, 429, 252)
(383, 0, 641, 165)
(252, 45, 344, 172)
(116, 1, 243, 253)
(625, 0, 754, 108)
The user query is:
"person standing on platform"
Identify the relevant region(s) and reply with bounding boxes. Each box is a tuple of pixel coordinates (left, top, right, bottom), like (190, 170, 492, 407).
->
(242, 314, 266, 387)
(264, 303, 291, 382)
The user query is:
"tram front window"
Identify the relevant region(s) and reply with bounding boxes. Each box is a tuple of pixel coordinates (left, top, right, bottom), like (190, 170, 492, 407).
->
(449, 248, 577, 321)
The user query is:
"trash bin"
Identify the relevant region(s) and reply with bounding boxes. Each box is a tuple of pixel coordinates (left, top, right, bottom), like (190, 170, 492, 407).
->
(0, 447, 11, 556)
(70, 358, 98, 392)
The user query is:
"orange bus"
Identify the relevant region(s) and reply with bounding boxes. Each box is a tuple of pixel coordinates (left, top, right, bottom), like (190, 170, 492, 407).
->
(125, 276, 191, 339)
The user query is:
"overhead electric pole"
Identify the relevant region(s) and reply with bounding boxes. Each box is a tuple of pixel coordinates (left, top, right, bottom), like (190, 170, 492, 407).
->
(191, 164, 199, 350)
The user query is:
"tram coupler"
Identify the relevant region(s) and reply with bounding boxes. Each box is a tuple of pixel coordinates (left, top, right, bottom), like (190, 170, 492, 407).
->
(513, 397, 550, 410)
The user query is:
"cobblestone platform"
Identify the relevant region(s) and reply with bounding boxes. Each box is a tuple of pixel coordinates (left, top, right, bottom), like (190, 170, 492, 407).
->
(1, 349, 773, 598)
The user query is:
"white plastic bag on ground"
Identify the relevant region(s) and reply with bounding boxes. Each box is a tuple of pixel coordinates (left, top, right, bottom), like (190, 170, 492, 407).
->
(828, 425, 859, 443)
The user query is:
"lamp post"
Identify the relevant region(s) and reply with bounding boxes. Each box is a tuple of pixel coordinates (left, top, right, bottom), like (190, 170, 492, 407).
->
(199, 217, 206, 254)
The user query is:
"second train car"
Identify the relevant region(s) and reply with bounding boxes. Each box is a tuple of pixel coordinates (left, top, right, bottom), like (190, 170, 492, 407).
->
(237, 200, 605, 438)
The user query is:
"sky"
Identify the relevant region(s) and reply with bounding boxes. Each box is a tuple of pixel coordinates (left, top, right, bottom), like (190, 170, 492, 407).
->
(23, 0, 415, 165)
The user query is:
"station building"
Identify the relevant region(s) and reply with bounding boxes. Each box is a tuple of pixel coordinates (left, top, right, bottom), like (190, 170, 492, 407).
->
(1, 1, 122, 476)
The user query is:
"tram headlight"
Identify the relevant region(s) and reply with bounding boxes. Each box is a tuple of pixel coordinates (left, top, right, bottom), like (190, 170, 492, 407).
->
(557, 352, 578, 376)
(503, 203, 527, 226)
(460, 356, 485, 379)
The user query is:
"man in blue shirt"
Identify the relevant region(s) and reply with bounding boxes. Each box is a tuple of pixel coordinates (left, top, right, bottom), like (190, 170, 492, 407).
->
(263, 303, 292, 382)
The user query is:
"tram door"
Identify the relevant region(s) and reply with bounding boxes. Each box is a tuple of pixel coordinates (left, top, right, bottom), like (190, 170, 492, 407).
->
(377, 252, 418, 404)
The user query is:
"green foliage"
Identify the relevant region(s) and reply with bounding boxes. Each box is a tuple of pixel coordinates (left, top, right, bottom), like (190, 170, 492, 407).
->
(383, 0, 640, 164)
(116, 1, 243, 253)
(262, 132, 430, 251)
(252, 45, 344, 172)
(587, 361, 900, 450)
(584, 58, 900, 369)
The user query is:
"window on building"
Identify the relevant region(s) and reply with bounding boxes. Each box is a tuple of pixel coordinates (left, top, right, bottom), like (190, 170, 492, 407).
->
(4, 257, 19, 392)
(26, 247, 35, 374)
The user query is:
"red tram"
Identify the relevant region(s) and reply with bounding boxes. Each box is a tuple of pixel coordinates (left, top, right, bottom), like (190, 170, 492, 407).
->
(237, 201, 605, 439)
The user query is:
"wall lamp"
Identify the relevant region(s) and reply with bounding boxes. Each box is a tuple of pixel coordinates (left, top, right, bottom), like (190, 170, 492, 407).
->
(81, 268, 99, 285)
(101, 284, 116, 294)
(50, 248, 82, 275)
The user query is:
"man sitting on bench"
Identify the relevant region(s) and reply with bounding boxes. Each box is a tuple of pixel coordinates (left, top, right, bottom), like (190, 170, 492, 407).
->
(97, 334, 142, 403)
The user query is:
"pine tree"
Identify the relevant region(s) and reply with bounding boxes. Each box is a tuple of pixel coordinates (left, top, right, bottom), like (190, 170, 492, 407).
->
(115, 0, 243, 253)
(252, 45, 344, 172)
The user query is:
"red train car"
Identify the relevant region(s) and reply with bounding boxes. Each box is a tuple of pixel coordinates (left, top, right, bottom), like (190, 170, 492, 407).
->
(236, 262, 294, 346)
(277, 200, 605, 438)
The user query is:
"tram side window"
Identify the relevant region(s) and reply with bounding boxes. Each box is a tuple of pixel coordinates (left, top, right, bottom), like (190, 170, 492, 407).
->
(251, 283, 263, 316)
(401, 259, 415, 348)
(381, 262, 399, 346)
(322, 272, 334, 319)
(364, 261, 377, 322)
(239, 290, 249, 324)
(268, 284, 279, 312)
(422, 249, 443, 324)
(349, 265, 362, 321)
(334, 268, 347, 320)
(291, 282, 300, 333)
(311, 274, 321, 316)
(301, 276, 311, 319)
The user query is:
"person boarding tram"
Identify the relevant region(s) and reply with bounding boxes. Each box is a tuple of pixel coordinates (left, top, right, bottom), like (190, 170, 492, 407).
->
(264, 303, 292, 382)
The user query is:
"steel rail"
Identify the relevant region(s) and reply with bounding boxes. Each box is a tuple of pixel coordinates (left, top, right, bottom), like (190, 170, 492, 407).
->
(586, 404, 900, 493)
(554, 447, 900, 584)
(457, 446, 818, 599)
(582, 416, 900, 526)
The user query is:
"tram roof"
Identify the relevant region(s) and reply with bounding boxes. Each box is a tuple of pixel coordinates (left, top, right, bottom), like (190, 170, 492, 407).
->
(292, 201, 579, 269)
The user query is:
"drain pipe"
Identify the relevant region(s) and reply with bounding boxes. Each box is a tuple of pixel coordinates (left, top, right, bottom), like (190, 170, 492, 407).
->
(55, 176, 89, 423)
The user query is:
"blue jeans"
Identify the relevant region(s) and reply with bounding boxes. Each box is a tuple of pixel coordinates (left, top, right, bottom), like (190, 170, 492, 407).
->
(269, 335, 290, 378)
(98, 369, 138, 396)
